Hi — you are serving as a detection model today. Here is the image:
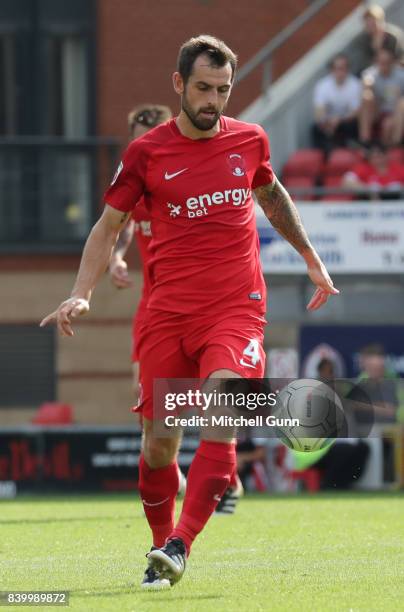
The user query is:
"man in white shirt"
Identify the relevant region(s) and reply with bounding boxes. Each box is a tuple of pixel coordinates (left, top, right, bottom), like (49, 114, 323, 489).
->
(312, 54, 362, 152)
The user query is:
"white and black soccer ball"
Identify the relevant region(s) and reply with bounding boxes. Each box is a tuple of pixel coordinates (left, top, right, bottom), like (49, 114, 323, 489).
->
(273, 379, 345, 453)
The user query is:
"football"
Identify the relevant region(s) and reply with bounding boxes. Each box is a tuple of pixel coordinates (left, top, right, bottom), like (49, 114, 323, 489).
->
(273, 378, 346, 452)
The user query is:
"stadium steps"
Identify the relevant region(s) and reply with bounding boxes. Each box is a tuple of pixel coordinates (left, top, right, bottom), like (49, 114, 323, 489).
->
(240, 0, 404, 175)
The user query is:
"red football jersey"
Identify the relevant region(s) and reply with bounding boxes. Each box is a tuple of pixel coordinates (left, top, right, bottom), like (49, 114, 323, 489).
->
(105, 116, 274, 315)
(132, 197, 152, 305)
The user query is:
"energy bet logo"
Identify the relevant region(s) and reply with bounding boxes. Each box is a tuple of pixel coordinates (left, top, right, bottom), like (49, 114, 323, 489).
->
(186, 188, 251, 218)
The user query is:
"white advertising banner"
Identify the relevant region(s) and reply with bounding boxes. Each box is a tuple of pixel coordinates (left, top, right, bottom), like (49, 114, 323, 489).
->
(256, 202, 404, 274)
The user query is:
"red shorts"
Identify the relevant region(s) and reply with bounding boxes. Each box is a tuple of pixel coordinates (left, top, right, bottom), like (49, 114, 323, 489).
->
(135, 308, 266, 420)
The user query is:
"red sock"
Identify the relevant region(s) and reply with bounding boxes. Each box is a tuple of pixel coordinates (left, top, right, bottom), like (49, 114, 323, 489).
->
(229, 468, 238, 488)
(138, 454, 179, 548)
(170, 440, 236, 554)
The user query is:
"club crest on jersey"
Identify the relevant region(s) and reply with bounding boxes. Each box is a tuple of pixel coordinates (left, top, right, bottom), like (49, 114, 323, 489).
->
(111, 161, 123, 185)
(228, 153, 246, 177)
(167, 202, 182, 218)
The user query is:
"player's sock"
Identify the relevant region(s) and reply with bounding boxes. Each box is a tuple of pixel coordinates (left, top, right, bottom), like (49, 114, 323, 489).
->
(229, 468, 238, 488)
(138, 454, 179, 548)
(170, 440, 236, 554)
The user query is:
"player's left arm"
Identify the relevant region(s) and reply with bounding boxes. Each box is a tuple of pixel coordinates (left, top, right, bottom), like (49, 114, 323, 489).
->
(109, 218, 135, 289)
(254, 177, 339, 310)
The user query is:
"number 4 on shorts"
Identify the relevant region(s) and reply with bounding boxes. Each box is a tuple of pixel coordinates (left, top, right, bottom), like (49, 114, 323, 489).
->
(240, 339, 260, 368)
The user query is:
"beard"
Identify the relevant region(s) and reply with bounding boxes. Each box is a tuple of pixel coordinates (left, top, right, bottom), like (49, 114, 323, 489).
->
(181, 93, 223, 131)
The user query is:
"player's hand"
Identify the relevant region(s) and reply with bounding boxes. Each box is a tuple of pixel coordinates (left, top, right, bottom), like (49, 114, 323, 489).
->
(109, 258, 132, 289)
(39, 298, 90, 337)
(305, 253, 339, 311)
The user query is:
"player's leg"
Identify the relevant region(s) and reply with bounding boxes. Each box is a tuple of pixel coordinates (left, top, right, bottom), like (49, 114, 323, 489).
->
(132, 314, 186, 500)
(148, 367, 239, 585)
(148, 316, 265, 583)
(139, 416, 182, 542)
(133, 314, 181, 549)
(136, 314, 196, 587)
(139, 418, 182, 588)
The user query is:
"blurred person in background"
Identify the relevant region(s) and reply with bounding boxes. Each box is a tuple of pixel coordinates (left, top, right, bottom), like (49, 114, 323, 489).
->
(355, 4, 404, 74)
(359, 48, 404, 146)
(343, 142, 404, 200)
(234, 434, 267, 491)
(293, 358, 369, 490)
(351, 343, 399, 424)
(109, 104, 172, 400)
(312, 54, 361, 153)
(317, 357, 337, 380)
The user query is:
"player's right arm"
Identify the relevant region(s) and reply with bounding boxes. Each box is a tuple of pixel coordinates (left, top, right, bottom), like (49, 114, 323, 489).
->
(40, 205, 130, 337)
(41, 136, 148, 336)
(109, 218, 135, 289)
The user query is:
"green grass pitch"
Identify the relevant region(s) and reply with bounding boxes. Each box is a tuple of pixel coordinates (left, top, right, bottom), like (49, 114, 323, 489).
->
(1, 492, 403, 611)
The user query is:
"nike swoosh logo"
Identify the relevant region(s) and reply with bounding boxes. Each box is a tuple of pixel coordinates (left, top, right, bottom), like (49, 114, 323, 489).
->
(213, 494, 222, 502)
(239, 359, 256, 369)
(165, 168, 188, 180)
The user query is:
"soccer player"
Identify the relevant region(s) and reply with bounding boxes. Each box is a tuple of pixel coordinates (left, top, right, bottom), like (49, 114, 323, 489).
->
(111, 103, 241, 513)
(109, 103, 187, 499)
(40, 35, 339, 588)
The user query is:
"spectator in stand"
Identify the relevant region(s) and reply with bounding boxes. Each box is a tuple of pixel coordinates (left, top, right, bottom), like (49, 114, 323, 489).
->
(354, 4, 404, 74)
(359, 48, 404, 146)
(317, 357, 336, 380)
(312, 54, 361, 153)
(292, 358, 369, 490)
(350, 343, 399, 424)
(343, 142, 404, 200)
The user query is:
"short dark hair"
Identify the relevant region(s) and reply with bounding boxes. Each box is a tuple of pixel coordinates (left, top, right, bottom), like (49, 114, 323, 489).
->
(330, 53, 349, 70)
(318, 357, 335, 372)
(177, 34, 237, 84)
(127, 104, 172, 135)
(360, 343, 385, 357)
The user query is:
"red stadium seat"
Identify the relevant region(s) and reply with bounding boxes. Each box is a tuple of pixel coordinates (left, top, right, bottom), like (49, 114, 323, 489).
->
(321, 175, 354, 201)
(288, 468, 322, 492)
(283, 149, 324, 179)
(324, 148, 360, 177)
(387, 147, 404, 164)
(283, 175, 316, 201)
(32, 402, 74, 425)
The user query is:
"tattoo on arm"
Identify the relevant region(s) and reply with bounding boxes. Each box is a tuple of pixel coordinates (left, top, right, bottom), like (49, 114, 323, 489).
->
(254, 177, 312, 255)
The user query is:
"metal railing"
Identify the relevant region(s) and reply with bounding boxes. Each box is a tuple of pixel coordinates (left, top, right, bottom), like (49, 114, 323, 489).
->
(234, 0, 331, 94)
(281, 185, 404, 200)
